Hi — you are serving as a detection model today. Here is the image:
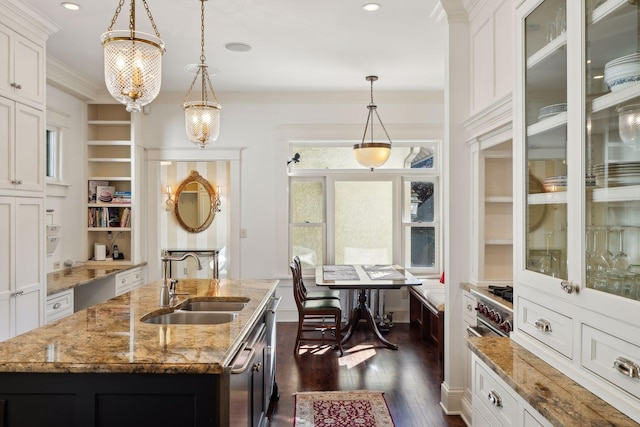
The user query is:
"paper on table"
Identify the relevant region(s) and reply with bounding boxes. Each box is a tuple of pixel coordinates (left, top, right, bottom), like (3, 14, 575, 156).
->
(363, 265, 405, 280)
(323, 265, 359, 280)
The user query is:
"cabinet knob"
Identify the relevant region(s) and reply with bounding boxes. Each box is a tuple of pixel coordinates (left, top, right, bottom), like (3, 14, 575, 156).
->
(53, 302, 62, 309)
(11, 179, 22, 185)
(10, 82, 22, 89)
(560, 280, 577, 294)
(253, 363, 262, 372)
(10, 290, 24, 297)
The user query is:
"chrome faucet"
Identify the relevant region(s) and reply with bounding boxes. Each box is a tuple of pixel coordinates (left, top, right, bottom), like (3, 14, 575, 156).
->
(160, 250, 203, 307)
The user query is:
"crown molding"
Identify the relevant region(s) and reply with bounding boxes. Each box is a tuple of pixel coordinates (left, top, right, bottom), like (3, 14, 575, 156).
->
(47, 56, 101, 101)
(0, 0, 60, 40)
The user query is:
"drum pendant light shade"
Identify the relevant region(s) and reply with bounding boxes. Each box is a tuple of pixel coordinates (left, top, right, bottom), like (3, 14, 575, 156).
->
(354, 75, 392, 170)
(101, 1, 165, 113)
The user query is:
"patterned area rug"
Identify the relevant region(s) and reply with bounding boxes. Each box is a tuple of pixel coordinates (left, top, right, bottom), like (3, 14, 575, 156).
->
(294, 390, 395, 427)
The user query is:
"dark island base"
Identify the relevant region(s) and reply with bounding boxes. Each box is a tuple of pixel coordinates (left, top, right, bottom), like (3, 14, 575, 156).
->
(0, 372, 226, 427)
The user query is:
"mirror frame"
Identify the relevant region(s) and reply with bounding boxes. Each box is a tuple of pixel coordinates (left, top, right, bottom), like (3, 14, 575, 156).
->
(174, 170, 218, 233)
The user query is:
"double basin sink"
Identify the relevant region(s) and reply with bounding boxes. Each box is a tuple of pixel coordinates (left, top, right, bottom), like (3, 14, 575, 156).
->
(141, 299, 249, 325)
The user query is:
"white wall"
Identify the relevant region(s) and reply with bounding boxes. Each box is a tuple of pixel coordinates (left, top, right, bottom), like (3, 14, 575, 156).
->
(44, 85, 86, 272)
(140, 91, 444, 282)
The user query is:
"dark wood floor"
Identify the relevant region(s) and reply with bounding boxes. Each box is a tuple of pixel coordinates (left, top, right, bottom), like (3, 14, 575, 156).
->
(268, 322, 466, 427)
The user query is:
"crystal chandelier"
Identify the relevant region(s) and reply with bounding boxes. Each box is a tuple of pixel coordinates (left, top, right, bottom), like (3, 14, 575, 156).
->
(353, 75, 392, 170)
(101, 0, 165, 113)
(182, 0, 221, 149)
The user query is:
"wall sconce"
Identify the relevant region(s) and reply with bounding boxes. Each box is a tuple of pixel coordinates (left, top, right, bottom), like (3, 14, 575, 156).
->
(212, 186, 222, 213)
(165, 185, 174, 211)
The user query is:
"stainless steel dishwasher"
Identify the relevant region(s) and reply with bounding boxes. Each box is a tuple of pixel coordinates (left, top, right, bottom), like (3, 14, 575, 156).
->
(230, 321, 267, 427)
(265, 296, 281, 410)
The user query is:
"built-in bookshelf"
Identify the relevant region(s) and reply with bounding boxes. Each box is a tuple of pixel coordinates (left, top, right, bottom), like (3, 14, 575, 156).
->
(86, 104, 134, 262)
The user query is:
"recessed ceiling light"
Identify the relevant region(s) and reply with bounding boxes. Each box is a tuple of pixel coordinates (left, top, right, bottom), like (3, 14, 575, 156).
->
(362, 3, 381, 12)
(61, 2, 80, 11)
(224, 42, 252, 52)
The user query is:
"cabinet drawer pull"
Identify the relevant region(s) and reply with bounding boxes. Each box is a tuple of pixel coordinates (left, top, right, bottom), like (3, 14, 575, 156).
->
(560, 280, 577, 294)
(53, 302, 62, 309)
(466, 303, 473, 312)
(613, 357, 640, 379)
(534, 319, 552, 332)
(487, 390, 502, 407)
(231, 346, 256, 374)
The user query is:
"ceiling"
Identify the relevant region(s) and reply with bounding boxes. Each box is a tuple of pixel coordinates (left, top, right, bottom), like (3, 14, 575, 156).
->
(21, 0, 446, 93)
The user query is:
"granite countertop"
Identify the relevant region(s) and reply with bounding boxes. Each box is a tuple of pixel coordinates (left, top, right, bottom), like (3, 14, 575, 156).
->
(466, 336, 638, 427)
(47, 262, 146, 296)
(0, 278, 278, 374)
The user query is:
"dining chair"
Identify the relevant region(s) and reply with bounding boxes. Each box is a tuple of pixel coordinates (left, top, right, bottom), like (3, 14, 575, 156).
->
(292, 256, 341, 300)
(290, 261, 343, 355)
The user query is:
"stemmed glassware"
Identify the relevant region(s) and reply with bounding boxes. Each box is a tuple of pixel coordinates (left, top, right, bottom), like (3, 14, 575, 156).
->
(588, 228, 610, 290)
(612, 227, 630, 271)
(539, 231, 558, 277)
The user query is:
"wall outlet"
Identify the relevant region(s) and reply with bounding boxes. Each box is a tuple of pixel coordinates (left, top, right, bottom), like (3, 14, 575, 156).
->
(53, 261, 61, 270)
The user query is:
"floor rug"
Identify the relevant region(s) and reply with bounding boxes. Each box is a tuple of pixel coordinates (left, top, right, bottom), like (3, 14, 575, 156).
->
(294, 390, 395, 427)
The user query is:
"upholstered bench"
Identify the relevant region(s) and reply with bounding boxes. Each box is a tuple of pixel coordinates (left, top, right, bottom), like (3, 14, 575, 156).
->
(409, 279, 445, 364)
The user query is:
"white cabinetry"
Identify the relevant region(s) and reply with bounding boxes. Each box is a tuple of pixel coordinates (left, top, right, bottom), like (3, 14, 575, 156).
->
(115, 266, 145, 296)
(472, 354, 552, 427)
(45, 289, 73, 324)
(0, 196, 44, 341)
(514, 0, 640, 422)
(0, 22, 45, 107)
(0, 96, 44, 192)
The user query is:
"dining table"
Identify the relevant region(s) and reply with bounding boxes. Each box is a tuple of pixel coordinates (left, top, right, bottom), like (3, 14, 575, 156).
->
(315, 264, 421, 350)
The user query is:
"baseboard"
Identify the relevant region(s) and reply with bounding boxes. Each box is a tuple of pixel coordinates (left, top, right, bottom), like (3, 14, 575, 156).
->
(460, 396, 472, 426)
(439, 381, 464, 415)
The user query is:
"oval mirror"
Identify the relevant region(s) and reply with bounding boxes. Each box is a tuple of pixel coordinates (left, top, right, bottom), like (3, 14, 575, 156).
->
(174, 170, 218, 233)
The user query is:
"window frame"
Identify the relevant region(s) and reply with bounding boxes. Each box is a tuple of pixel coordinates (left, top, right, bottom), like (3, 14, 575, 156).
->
(288, 140, 442, 278)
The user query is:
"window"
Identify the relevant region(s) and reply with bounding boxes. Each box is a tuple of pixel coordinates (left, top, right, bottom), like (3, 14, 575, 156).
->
(289, 142, 441, 276)
(46, 128, 59, 180)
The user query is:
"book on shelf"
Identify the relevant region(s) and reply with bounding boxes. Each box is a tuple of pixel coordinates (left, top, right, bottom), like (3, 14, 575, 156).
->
(88, 207, 131, 228)
(88, 180, 109, 203)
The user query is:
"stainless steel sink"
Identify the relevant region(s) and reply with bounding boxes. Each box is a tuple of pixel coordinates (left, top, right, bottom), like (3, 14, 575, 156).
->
(142, 311, 238, 325)
(180, 301, 248, 312)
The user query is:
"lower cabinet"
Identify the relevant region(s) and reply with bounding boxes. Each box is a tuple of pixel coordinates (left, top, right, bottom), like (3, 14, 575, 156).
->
(0, 197, 43, 342)
(45, 289, 73, 324)
(472, 354, 551, 427)
(115, 266, 145, 296)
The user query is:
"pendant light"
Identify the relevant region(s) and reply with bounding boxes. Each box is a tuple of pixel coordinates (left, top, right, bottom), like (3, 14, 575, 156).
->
(353, 75, 392, 170)
(101, 0, 165, 113)
(182, 0, 221, 149)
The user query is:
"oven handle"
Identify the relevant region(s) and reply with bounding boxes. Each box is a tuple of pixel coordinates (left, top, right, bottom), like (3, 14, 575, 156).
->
(467, 324, 503, 338)
(467, 325, 483, 337)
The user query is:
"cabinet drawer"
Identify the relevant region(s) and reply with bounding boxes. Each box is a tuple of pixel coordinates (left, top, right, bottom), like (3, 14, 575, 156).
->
(46, 290, 73, 324)
(115, 271, 131, 296)
(581, 323, 640, 400)
(474, 356, 519, 427)
(474, 402, 503, 427)
(130, 267, 144, 287)
(517, 297, 572, 359)
(464, 292, 477, 326)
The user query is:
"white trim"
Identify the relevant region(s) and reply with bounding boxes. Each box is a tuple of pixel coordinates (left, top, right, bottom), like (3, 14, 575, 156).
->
(46, 56, 100, 102)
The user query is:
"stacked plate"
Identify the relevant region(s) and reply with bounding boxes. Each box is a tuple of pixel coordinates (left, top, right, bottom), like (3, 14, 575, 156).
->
(604, 53, 640, 92)
(593, 161, 640, 187)
(543, 175, 567, 192)
(538, 103, 567, 120)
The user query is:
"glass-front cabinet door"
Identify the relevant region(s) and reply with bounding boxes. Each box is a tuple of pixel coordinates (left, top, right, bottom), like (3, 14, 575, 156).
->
(517, 0, 569, 290)
(584, 0, 640, 302)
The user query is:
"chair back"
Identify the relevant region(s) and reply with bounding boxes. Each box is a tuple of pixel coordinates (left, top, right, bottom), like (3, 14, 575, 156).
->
(290, 261, 306, 309)
(292, 256, 308, 296)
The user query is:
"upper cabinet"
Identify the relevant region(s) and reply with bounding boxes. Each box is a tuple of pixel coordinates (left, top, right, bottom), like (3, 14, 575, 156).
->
(0, 22, 45, 107)
(514, 0, 640, 422)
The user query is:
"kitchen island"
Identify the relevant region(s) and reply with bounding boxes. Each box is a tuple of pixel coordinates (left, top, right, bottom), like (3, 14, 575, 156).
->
(0, 277, 278, 427)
